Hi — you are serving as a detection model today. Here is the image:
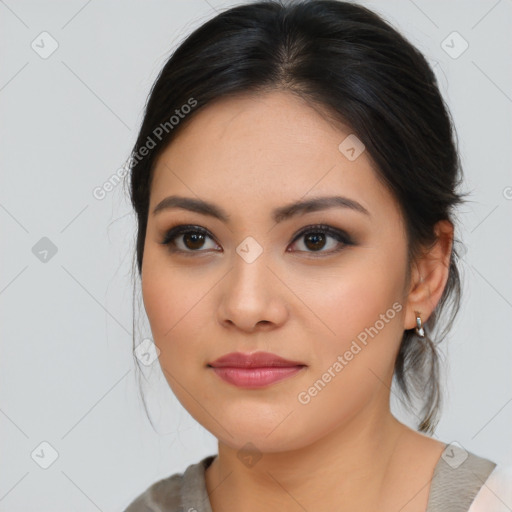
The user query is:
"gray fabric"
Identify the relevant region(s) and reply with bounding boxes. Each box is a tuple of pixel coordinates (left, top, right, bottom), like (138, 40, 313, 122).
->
(181, 455, 215, 512)
(124, 455, 215, 512)
(124, 447, 496, 512)
(425, 444, 496, 512)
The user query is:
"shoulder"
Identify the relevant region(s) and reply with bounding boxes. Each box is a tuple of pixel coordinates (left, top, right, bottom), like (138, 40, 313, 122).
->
(123, 472, 184, 512)
(123, 455, 216, 512)
(468, 464, 512, 512)
(427, 443, 497, 511)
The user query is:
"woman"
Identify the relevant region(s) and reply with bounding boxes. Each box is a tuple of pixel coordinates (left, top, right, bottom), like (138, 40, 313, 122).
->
(123, 1, 512, 510)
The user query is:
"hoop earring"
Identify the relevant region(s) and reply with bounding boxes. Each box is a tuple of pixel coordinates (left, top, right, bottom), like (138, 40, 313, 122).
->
(414, 311, 425, 338)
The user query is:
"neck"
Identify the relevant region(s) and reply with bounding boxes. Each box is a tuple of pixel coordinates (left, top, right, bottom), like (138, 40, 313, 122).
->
(205, 403, 415, 511)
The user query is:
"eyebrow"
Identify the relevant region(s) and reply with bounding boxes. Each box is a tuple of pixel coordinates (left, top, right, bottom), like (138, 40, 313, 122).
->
(152, 194, 370, 223)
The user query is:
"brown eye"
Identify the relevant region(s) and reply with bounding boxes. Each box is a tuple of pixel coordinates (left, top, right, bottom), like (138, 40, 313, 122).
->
(182, 232, 207, 250)
(160, 223, 354, 257)
(303, 232, 327, 251)
(160, 225, 220, 254)
(289, 224, 354, 255)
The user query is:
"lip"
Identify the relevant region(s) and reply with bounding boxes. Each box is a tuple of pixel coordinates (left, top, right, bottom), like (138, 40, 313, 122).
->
(207, 351, 307, 389)
(208, 351, 305, 368)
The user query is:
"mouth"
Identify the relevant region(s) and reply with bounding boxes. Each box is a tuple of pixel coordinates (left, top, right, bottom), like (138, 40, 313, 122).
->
(207, 351, 307, 389)
(208, 365, 306, 388)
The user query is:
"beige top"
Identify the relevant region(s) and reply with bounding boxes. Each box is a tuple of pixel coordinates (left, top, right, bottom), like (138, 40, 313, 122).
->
(124, 444, 499, 512)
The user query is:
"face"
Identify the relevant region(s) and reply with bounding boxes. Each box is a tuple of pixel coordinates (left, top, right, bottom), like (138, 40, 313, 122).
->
(141, 90, 411, 453)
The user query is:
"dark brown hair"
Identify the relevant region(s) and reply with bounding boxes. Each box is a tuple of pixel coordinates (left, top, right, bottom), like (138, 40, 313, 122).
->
(126, 0, 467, 433)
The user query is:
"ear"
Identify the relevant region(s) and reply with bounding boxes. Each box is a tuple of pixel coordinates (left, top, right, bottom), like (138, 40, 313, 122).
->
(404, 220, 454, 331)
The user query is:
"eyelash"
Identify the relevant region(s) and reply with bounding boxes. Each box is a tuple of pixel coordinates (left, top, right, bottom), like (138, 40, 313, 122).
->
(159, 223, 354, 257)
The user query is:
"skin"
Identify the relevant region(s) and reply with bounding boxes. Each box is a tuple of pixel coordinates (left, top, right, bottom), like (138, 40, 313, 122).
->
(141, 90, 454, 511)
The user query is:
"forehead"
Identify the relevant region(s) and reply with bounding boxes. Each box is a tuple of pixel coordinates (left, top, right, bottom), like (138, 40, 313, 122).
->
(150, 90, 400, 224)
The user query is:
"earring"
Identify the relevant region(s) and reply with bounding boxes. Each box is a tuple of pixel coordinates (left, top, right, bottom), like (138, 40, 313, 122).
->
(414, 311, 425, 337)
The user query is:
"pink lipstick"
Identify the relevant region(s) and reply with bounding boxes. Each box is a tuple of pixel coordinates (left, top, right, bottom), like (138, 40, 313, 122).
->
(207, 351, 306, 388)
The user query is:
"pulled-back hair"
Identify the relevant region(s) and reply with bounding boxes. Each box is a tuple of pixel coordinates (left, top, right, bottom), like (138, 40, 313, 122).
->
(127, 0, 467, 433)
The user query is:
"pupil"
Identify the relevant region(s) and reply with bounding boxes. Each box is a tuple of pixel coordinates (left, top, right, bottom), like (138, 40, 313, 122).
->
(182, 232, 327, 251)
(185, 233, 205, 250)
(305, 233, 325, 251)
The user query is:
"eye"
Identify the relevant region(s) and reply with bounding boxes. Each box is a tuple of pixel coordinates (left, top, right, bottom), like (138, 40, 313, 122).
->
(160, 225, 220, 255)
(160, 223, 354, 256)
(288, 224, 354, 255)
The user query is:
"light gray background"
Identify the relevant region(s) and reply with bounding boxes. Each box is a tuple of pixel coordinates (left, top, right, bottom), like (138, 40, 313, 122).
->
(1, 0, 511, 510)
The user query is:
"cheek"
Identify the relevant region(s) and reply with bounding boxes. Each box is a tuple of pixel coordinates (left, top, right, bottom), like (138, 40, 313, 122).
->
(286, 266, 406, 443)
(141, 250, 197, 352)
(141, 263, 211, 413)
(141, 262, 174, 342)
(297, 247, 407, 390)
(141, 249, 223, 380)
(303, 252, 405, 337)
(142, 240, 192, 324)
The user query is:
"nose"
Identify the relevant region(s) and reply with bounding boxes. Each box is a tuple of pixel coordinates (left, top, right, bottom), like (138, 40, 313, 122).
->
(217, 251, 289, 333)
